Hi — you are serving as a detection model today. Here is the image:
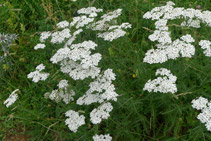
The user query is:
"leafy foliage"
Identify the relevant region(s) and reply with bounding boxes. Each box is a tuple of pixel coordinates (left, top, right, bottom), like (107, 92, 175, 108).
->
(0, 0, 211, 140)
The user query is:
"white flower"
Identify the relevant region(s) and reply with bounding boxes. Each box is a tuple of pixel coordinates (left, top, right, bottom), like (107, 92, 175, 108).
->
(90, 9, 123, 31)
(199, 40, 211, 57)
(77, 7, 103, 17)
(192, 96, 208, 110)
(143, 68, 177, 94)
(27, 64, 49, 83)
(97, 23, 131, 41)
(50, 47, 71, 64)
(40, 31, 51, 42)
(34, 43, 46, 50)
(64, 29, 83, 47)
(51, 28, 71, 44)
(93, 134, 112, 141)
(65, 110, 85, 132)
(98, 29, 126, 41)
(90, 102, 113, 124)
(4, 89, 19, 108)
(144, 34, 195, 64)
(101, 9, 122, 22)
(166, 1, 175, 6)
(143, 1, 211, 64)
(45, 80, 75, 104)
(69, 16, 94, 29)
(52, 41, 102, 80)
(77, 69, 118, 105)
(47, 89, 75, 104)
(148, 30, 172, 44)
(36, 63, 45, 71)
(192, 97, 211, 131)
(61, 60, 101, 80)
(58, 79, 68, 89)
(181, 19, 201, 28)
(57, 20, 69, 28)
(143, 49, 168, 64)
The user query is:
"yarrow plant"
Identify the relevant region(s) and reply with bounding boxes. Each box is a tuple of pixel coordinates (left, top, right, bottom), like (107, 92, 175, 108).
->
(44, 79, 75, 104)
(144, 1, 211, 133)
(3, 89, 19, 108)
(143, 68, 177, 94)
(142, 1, 211, 94)
(28, 5, 131, 139)
(27, 64, 49, 83)
(92, 134, 112, 141)
(199, 40, 211, 57)
(143, 1, 211, 64)
(192, 97, 211, 131)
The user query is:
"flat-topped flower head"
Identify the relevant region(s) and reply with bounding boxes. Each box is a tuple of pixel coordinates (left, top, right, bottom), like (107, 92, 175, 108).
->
(143, 68, 177, 94)
(77, 7, 103, 17)
(27, 64, 49, 83)
(192, 96, 208, 110)
(144, 34, 195, 64)
(34, 43, 46, 50)
(4, 89, 19, 108)
(58, 79, 68, 89)
(65, 110, 85, 132)
(143, 1, 211, 64)
(40, 31, 51, 42)
(77, 69, 118, 105)
(45, 79, 75, 104)
(57, 20, 69, 28)
(90, 102, 113, 124)
(93, 134, 112, 141)
(98, 22, 131, 41)
(192, 97, 211, 131)
(51, 28, 71, 44)
(199, 40, 211, 57)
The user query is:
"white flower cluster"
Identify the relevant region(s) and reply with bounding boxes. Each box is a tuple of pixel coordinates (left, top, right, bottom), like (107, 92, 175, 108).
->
(57, 20, 69, 28)
(44, 80, 75, 104)
(77, 69, 118, 105)
(34, 43, 46, 50)
(143, 1, 211, 64)
(192, 97, 211, 131)
(51, 28, 71, 44)
(90, 102, 113, 124)
(65, 110, 85, 132)
(199, 40, 211, 57)
(31, 6, 130, 136)
(40, 31, 51, 42)
(97, 23, 131, 41)
(51, 41, 102, 80)
(71, 16, 94, 29)
(93, 134, 112, 141)
(77, 7, 103, 17)
(89, 9, 122, 31)
(4, 89, 19, 108)
(57, 79, 68, 88)
(144, 34, 195, 64)
(89, 9, 131, 41)
(27, 64, 49, 83)
(143, 68, 177, 94)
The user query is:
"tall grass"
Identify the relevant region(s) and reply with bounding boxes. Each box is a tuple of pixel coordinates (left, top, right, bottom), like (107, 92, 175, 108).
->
(0, 0, 211, 140)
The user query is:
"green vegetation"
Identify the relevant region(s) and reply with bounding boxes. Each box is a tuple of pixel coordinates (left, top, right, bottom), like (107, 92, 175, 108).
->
(0, 0, 211, 140)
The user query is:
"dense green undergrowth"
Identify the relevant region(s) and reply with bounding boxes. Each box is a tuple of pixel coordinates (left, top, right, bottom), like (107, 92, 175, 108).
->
(0, 0, 211, 140)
